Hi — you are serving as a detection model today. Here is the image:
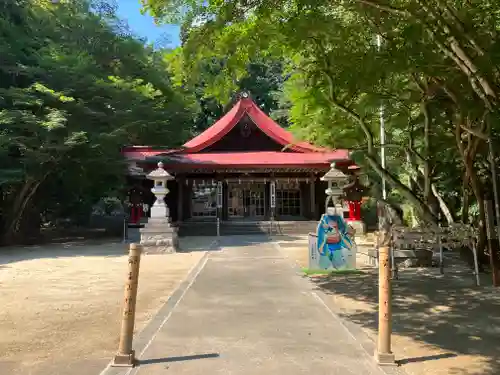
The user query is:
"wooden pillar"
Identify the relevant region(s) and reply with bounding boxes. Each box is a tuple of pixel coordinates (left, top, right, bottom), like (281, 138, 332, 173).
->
(317, 180, 327, 217)
(348, 201, 354, 220)
(216, 179, 223, 218)
(186, 180, 193, 220)
(310, 175, 316, 220)
(264, 181, 271, 219)
(177, 177, 184, 222)
(223, 181, 229, 221)
(112, 243, 142, 367)
(375, 244, 396, 365)
(355, 201, 362, 220)
(348, 201, 362, 221)
(300, 181, 306, 218)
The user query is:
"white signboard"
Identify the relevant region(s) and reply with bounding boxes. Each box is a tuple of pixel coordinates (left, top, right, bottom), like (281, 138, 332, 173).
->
(308, 214, 358, 271)
(270, 181, 276, 208)
(308, 233, 320, 269)
(216, 181, 223, 208)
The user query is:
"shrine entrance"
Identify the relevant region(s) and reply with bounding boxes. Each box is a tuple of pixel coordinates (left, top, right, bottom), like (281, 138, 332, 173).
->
(228, 183, 266, 219)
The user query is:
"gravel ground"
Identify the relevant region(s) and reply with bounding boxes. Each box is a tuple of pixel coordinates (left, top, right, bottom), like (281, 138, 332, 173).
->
(0, 240, 207, 375)
(276, 234, 499, 375)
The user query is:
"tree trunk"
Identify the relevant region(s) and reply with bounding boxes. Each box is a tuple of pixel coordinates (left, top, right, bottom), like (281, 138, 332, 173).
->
(406, 150, 447, 222)
(456, 130, 487, 253)
(413, 167, 441, 216)
(431, 183, 455, 224)
(461, 174, 470, 223)
(468, 159, 487, 253)
(366, 154, 437, 224)
(421, 100, 432, 204)
(3, 178, 44, 244)
(407, 168, 419, 227)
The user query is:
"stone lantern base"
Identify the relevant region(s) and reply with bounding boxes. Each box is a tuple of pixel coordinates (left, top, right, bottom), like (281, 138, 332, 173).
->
(139, 217, 179, 254)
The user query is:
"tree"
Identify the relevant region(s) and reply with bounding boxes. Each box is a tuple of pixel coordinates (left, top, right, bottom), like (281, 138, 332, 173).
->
(142, 0, 500, 254)
(0, 0, 194, 244)
(165, 49, 288, 132)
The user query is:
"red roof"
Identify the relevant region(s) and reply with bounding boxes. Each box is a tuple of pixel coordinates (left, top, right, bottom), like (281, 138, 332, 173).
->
(122, 96, 352, 170)
(123, 150, 349, 168)
(122, 147, 175, 161)
(160, 151, 348, 169)
(183, 98, 326, 153)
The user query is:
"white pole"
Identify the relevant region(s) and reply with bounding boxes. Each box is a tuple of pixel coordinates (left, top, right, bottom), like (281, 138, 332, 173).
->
(377, 34, 387, 201)
(122, 217, 128, 243)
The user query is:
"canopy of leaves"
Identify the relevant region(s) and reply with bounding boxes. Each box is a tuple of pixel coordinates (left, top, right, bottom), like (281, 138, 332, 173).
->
(0, 0, 196, 243)
(143, 0, 500, 244)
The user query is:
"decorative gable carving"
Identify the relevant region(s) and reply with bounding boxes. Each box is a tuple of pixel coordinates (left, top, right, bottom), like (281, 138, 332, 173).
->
(204, 115, 289, 152)
(182, 95, 326, 153)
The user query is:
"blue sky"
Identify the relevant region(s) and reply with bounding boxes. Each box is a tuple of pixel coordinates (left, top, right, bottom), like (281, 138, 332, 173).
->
(116, 1, 181, 48)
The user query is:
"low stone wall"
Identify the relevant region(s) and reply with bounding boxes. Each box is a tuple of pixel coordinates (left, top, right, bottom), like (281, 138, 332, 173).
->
(89, 214, 125, 237)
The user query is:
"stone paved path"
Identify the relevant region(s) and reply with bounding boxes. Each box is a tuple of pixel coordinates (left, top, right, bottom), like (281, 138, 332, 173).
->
(103, 236, 387, 375)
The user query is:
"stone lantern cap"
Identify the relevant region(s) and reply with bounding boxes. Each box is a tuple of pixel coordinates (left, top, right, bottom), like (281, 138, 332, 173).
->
(147, 161, 174, 180)
(321, 162, 347, 182)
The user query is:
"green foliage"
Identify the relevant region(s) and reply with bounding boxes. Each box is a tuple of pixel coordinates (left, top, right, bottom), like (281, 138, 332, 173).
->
(165, 48, 288, 131)
(0, 0, 194, 243)
(142, 0, 500, 232)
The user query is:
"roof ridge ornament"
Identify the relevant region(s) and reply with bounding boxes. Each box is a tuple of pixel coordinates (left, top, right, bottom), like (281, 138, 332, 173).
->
(240, 91, 250, 99)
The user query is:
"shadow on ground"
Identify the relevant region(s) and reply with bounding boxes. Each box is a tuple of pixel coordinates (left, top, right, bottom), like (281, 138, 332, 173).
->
(138, 353, 220, 366)
(0, 233, 276, 265)
(0, 240, 126, 265)
(311, 257, 500, 375)
(179, 234, 278, 253)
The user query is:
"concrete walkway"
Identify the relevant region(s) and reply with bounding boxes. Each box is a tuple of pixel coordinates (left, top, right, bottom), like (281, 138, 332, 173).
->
(103, 236, 386, 375)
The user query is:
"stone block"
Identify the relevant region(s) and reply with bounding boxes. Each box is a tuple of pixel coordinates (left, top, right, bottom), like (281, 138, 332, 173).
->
(140, 225, 178, 254)
(374, 351, 396, 366)
(111, 351, 136, 367)
(146, 217, 172, 226)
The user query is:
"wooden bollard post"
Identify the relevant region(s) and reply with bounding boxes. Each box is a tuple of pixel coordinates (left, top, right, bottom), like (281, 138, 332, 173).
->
(484, 198, 500, 287)
(375, 245, 396, 365)
(111, 243, 142, 367)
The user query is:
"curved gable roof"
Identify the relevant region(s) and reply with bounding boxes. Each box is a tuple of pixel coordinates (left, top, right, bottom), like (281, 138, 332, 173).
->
(183, 98, 326, 153)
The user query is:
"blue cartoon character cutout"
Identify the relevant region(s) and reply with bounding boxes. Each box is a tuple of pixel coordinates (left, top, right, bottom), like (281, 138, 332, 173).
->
(316, 209, 357, 269)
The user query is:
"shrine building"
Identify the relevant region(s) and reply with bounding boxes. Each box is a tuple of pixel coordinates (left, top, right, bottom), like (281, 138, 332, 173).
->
(122, 93, 366, 235)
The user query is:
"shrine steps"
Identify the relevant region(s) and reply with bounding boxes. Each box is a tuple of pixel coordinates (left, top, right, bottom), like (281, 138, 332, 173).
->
(177, 220, 319, 237)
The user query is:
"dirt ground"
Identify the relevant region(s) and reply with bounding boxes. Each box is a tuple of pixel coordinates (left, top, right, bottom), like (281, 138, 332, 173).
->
(276, 234, 500, 375)
(0, 238, 208, 375)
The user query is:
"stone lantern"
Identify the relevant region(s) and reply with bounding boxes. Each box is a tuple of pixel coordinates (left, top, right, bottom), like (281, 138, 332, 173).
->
(139, 161, 178, 253)
(148, 161, 173, 219)
(321, 161, 349, 214)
